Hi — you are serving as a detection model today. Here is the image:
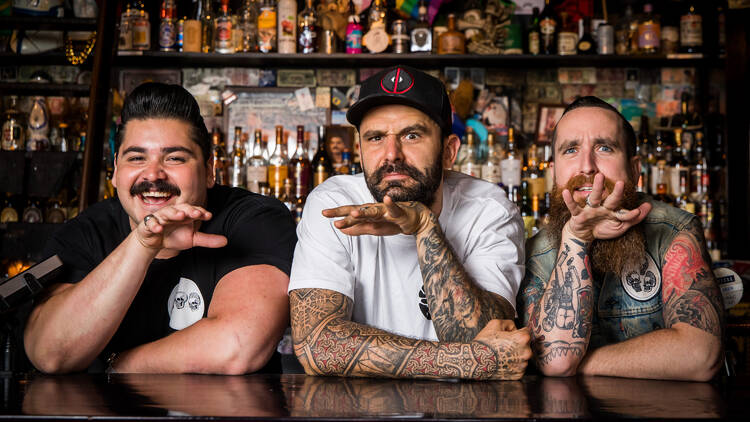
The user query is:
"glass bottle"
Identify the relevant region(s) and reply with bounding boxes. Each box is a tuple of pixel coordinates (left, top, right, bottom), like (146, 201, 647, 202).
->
(345, 0, 363, 54)
(459, 128, 480, 178)
(638, 3, 660, 54)
(674, 172, 695, 214)
(27, 95, 50, 151)
(229, 127, 246, 188)
(159, 0, 178, 51)
(654, 162, 673, 204)
(246, 129, 269, 194)
(214, 0, 234, 53)
(557, 11, 577, 55)
(576, 16, 595, 55)
(183, 0, 203, 52)
(212, 127, 228, 185)
(691, 131, 708, 202)
(481, 132, 502, 185)
(277, 0, 296, 53)
(239, 0, 259, 52)
(290, 125, 312, 200)
(539, 0, 557, 55)
(132, 0, 151, 51)
(313, 125, 333, 187)
(200, 0, 215, 52)
(669, 129, 690, 198)
(520, 180, 534, 239)
(2, 96, 26, 151)
(680, 1, 702, 54)
(527, 6, 540, 55)
(501, 128, 522, 191)
(437, 14, 465, 54)
(258, 0, 277, 53)
(58, 122, 70, 152)
(410, 0, 431, 52)
(297, 0, 317, 54)
(118, 1, 134, 51)
(268, 125, 289, 197)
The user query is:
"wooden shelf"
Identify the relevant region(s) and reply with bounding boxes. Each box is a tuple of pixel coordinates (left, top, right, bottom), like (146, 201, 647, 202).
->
(0, 16, 97, 31)
(0, 82, 89, 96)
(0, 51, 95, 67)
(114, 51, 726, 69)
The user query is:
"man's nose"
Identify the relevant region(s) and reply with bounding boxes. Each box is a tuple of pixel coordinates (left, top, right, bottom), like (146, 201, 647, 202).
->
(579, 147, 598, 175)
(383, 135, 404, 162)
(141, 159, 167, 180)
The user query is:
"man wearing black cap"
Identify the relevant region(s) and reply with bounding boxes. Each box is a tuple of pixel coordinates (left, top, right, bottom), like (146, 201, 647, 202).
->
(288, 66, 531, 379)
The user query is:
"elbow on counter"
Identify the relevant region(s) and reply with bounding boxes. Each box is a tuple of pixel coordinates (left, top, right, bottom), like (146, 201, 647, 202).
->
(537, 358, 579, 378)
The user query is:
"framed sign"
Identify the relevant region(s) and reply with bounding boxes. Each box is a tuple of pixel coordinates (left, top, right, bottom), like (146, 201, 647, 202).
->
(536, 104, 566, 144)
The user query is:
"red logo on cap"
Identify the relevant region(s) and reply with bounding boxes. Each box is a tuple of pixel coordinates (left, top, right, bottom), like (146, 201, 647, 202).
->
(380, 68, 414, 94)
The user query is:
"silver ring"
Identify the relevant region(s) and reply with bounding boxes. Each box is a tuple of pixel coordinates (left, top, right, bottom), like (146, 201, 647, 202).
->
(585, 196, 600, 208)
(143, 214, 156, 225)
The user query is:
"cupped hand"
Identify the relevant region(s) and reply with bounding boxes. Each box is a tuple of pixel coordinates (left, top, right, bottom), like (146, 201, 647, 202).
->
(322, 195, 434, 236)
(135, 204, 228, 251)
(473, 320, 532, 380)
(562, 173, 651, 243)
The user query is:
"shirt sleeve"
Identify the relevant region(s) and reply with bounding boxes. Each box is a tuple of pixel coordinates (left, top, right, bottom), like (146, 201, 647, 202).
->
(288, 189, 356, 300)
(41, 217, 104, 285)
(460, 203, 526, 314)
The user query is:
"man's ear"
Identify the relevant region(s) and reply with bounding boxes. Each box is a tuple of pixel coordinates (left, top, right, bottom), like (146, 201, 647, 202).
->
(206, 155, 216, 188)
(443, 134, 461, 169)
(111, 154, 118, 189)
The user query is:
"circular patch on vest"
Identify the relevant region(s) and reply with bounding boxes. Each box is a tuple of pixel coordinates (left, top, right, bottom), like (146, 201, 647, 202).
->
(167, 277, 205, 330)
(621, 253, 661, 301)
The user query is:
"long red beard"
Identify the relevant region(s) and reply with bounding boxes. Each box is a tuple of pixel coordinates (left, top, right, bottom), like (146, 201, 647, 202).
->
(545, 175, 646, 276)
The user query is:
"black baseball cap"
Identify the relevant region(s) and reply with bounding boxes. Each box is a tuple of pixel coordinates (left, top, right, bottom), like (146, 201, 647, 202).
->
(346, 65, 452, 134)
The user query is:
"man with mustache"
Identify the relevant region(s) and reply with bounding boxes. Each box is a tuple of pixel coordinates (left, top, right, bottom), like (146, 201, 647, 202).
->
(288, 66, 531, 380)
(518, 96, 724, 381)
(24, 83, 296, 374)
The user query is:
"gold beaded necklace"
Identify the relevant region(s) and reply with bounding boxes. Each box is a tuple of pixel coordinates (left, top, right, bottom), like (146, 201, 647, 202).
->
(65, 31, 97, 65)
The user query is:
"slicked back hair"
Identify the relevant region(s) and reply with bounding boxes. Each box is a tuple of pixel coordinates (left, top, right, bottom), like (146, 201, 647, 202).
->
(116, 82, 211, 163)
(550, 96, 637, 160)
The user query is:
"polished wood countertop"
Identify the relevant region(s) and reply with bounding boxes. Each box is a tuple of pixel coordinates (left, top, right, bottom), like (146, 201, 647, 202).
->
(1, 373, 746, 420)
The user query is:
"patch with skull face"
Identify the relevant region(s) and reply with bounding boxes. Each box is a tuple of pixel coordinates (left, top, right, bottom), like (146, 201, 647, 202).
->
(621, 253, 661, 302)
(167, 277, 205, 330)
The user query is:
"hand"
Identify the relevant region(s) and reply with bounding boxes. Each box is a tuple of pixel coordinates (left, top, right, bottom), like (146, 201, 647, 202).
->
(562, 173, 651, 243)
(322, 195, 434, 236)
(135, 204, 228, 251)
(473, 320, 532, 380)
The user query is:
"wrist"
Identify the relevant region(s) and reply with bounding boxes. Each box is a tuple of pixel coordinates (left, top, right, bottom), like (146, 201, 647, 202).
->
(415, 209, 438, 236)
(562, 222, 593, 246)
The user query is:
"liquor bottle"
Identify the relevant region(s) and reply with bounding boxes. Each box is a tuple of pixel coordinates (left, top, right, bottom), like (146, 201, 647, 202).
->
(0, 195, 19, 223)
(669, 129, 690, 198)
(501, 128, 522, 191)
(637, 115, 653, 193)
(231, 13, 242, 52)
(539, 0, 557, 55)
(22, 200, 43, 223)
(674, 172, 695, 214)
(524, 147, 545, 201)
(200, 0, 214, 52)
(293, 195, 305, 224)
(680, 1, 702, 54)
(650, 131, 666, 194)
(58, 123, 70, 152)
(212, 127, 228, 185)
(337, 149, 353, 175)
(239, 0, 259, 52)
(132, 0, 151, 51)
(118, 1, 134, 51)
(159, 0, 178, 51)
(527, 7, 540, 55)
(183, 0, 203, 52)
(717, 1, 726, 55)
(627, 4, 639, 54)
(576, 16, 595, 55)
(229, 127, 246, 188)
(653, 162, 673, 204)
(297, 0, 317, 54)
(2, 96, 25, 151)
(410, 0, 431, 52)
(638, 3, 660, 54)
(268, 125, 289, 197)
(345, 0, 363, 54)
(258, 0, 277, 53)
(520, 181, 534, 239)
(214, 0, 233, 54)
(246, 129, 269, 193)
(313, 125, 333, 187)
(27, 95, 50, 151)
(661, 10, 679, 54)
(481, 132, 502, 185)
(277, 0, 296, 53)
(459, 129, 480, 178)
(438, 14, 465, 54)
(557, 12, 577, 55)
(290, 125, 312, 200)
(531, 194, 542, 237)
(691, 131, 709, 201)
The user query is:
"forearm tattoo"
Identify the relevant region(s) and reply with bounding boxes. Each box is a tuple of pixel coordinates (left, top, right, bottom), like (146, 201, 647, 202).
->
(415, 213, 514, 343)
(290, 288, 525, 380)
(661, 219, 724, 337)
(529, 238, 593, 370)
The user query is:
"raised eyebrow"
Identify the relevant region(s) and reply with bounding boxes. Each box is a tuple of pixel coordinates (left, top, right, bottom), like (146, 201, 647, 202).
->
(121, 146, 146, 155)
(163, 146, 196, 156)
(593, 137, 620, 149)
(557, 139, 580, 153)
(398, 124, 430, 136)
(361, 129, 386, 139)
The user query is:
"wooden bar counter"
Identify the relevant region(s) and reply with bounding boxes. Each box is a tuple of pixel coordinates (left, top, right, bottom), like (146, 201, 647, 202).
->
(1, 373, 747, 420)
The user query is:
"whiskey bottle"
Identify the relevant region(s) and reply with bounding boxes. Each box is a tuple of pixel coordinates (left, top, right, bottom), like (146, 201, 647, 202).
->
(277, 0, 296, 54)
(680, 1, 702, 54)
(290, 125, 312, 200)
(313, 125, 333, 187)
(501, 128, 522, 191)
(481, 132, 502, 185)
(653, 163, 673, 204)
(239, 0, 259, 52)
(669, 129, 690, 198)
(118, 1, 134, 51)
(636, 115, 653, 193)
(410, 0, 431, 52)
(691, 131, 709, 201)
(527, 7, 540, 55)
(132, 0, 151, 51)
(459, 128, 480, 178)
(258, 0, 277, 53)
(539, 0, 557, 55)
(576, 16, 595, 55)
(229, 127, 246, 188)
(200, 0, 214, 52)
(183, 0, 203, 52)
(520, 181, 534, 239)
(297, 0, 317, 54)
(438, 14, 465, 54)
(214, 0, 234, 54)
(159, 0, 177, 51)
(246, 129, 269, 193)
(2, 96, 25, 151)
(638, 3, 660, 54)
(674, 171, 695, 214)
(557, 12, 577, 55)
(268, 126, 289, 197)
(212, 127, 228, 185)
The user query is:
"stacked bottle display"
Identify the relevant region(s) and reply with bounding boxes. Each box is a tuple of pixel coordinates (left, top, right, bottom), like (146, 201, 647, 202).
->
(115, 1, 723, 56)
(453, 104, 728, 260)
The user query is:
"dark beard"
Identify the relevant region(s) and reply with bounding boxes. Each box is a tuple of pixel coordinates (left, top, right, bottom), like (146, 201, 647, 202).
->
(545, 175, 646, 276)
(364, 153, 443, 208)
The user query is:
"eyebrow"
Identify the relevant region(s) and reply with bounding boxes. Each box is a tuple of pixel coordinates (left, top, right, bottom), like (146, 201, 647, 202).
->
(120, 146, 196, 157)
(361, 123, 432, 140)
(556, 137, 620, 152)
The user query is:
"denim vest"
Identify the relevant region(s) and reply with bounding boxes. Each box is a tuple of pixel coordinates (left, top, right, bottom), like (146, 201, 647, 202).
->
(519, 197, 696, 348)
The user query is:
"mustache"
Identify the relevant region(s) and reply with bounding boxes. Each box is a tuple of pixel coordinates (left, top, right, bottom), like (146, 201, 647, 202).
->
(563, 174, 616, 206)
(129, 179, 181, 197)
(371, 161, 425, 185)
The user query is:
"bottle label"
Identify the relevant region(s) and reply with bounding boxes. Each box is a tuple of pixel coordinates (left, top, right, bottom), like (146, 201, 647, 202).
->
(528, 31, 540, 55)
(299, 26, 317, 53)
(459, 162, 480, 178)
(217, 20, 232, 42)
(2, 121, 23, 150)
(481, 164, 502, 184)
(258, 8, 277, 52)
(540, 18, 556, 35)
(132, 20, 150, 48)
(183, 20, 202, 52)
(577, 40, 591, 51)
(638, 22, 660, 49)
(557, 32, 577, 55)
(410, 27, 431, 52)
(159, 20, 177, 49)
(680, 14, 702, 47)
(501, 159, 521, 188)
(346, 25, 363, 53)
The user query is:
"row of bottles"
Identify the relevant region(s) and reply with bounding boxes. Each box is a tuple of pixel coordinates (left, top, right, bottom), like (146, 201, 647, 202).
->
(1, 193, 77, 224)
(2, 95, 86, 152)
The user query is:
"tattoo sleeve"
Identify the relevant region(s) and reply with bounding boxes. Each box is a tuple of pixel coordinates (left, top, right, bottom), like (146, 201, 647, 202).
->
(290, 288, 526, 380)
(527, 238, 593, 372)
(661, 219, 724, 338)
(415, 213, 515, 343)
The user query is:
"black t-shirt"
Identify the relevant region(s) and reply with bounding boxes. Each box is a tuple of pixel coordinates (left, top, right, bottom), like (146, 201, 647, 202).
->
(41, 185, 297, 372)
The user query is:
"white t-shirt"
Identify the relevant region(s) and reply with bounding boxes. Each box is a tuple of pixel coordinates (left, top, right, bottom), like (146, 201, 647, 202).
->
(288, 171, 525, 341)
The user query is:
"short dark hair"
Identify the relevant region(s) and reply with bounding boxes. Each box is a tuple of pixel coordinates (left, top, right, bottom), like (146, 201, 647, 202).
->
(550, 96, 637, 159)
(116, 82, 211, 163)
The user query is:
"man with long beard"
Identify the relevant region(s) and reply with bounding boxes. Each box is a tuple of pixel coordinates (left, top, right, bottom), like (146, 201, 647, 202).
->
(288, 66, 531, 379)
(518, 96, 724, 381)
